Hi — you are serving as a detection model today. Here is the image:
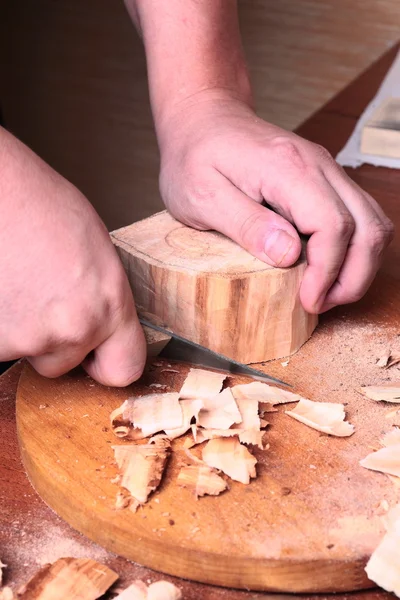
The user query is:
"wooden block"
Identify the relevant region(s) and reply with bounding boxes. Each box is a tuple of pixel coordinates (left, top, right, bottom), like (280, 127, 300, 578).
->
(361, 97, 400, 158)
(143, 325, 171, 357)
(111, 211, 317, 364)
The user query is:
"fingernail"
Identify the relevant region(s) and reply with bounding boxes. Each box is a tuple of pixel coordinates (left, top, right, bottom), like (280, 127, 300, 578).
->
(264, 229, 295, 266)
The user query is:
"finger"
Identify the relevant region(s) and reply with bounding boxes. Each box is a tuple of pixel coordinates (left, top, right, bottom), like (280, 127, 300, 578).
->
(317, 167, 394, 311)
(198, 175, 302, 267)
(83, 299, 146, 387)
(318, 235, 382, 312)
(28, 344, 92, 379)
(268, 173, 355, 314)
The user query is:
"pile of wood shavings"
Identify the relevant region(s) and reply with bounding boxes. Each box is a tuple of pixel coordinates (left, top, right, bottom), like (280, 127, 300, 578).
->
(110, 368, 353, 510)
(0, 558, 181, 600)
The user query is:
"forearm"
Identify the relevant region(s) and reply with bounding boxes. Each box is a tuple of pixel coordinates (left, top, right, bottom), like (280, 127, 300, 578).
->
(124, 0, 253, 136)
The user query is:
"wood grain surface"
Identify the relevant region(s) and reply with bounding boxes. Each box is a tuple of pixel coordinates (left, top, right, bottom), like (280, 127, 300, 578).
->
(1, 46, 400, 599)
(112, 212, 317, 364)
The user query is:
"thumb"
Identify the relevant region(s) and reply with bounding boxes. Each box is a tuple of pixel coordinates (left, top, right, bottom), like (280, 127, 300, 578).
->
(197, 180, 302, 267)
(83, 302, 146, 388)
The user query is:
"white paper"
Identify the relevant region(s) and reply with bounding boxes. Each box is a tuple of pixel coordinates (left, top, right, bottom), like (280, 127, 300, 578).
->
(336, 48, 400, 169)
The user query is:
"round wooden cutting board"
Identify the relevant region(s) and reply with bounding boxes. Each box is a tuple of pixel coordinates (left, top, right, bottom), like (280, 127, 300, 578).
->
(15, 289, 400, 593)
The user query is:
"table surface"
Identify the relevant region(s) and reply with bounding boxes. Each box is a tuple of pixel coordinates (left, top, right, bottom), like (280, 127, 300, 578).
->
(2, 45, 400, 599)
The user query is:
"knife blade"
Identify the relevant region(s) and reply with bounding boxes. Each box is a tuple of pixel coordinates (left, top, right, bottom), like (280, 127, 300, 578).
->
(140, 318, 290, 387)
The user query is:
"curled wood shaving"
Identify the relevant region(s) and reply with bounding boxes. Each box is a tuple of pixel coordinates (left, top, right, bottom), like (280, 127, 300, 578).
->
(17, 557, 118, 599)
(113, 426, 131, 439)
(360, 445, 400, 478)
(197, 387, 242, 430)
(202, 437, 257, 484)
(231, 381, 302, 405)
(179, 368, 226, 400)
(177, 464, 228, 498)
(365, 505, 400, 597)
(112, 436, 171, 510)
(110, 400, 145, 441)
(123, 393, 182, 437)
(285, 399, 355, 437)
(361, 385, 400, 403)
(164, 398, 203, 439)
(114, 581, 182, 600)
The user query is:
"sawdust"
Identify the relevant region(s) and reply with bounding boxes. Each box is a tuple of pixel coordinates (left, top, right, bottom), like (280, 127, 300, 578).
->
(317, 318, 400, 386)
(7, 520, 110, 575)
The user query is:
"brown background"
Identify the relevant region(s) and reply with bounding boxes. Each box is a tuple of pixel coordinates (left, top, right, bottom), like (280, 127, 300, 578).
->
(0, 0, 399, 230)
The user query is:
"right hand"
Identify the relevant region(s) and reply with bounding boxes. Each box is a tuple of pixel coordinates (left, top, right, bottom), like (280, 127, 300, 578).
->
(0, 127, 146, 386)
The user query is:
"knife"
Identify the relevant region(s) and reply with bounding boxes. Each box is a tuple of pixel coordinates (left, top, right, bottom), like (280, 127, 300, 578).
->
(140, 318, 290, 387)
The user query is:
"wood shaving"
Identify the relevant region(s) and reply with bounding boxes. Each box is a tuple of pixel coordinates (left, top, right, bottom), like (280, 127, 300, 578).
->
(202, 438, 257, 484)
(360, 445, 400, 478)
(0, 589, 13, 600)
(17, 557, 118, 599)
(113, 580, 182, 600)
(285, 398, 355, 437)
(112, 436, 171, 510)
(110, 401, 145, 440)
(113, 426, 131, 439)
(361, 385, 400, 403)
(377, 347, 392, 368)
(197, 387, 242, 430)
(177, 464, 228, 498)
(231, 381, 302, 405)
(164, 398, 203, 439)
(365, 504, 400, 598)
(179, 368, 225, 400)
(147, 581, 182, 600)
(386, 355, 400, 369)
(123, 393, 182, 437)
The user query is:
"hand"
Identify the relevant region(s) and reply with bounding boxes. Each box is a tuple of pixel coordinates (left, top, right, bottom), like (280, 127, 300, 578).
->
(0, 128, 146, 385)
(157, 91, 394, 314)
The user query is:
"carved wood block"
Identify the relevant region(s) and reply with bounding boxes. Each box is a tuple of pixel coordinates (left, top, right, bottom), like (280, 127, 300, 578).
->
(111, 211, 317, 364)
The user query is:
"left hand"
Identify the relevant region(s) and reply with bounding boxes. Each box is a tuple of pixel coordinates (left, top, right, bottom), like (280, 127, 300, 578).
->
(156, 90, 394, 314)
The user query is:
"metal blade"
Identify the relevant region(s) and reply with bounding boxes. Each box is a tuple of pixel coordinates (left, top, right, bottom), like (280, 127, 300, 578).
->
(140, 318, 290, 387)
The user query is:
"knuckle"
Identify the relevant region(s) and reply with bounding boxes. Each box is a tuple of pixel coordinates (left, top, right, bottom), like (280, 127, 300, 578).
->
(366, 219, 395, 254)
(238, 211, 265, 247)
(312, 143, 333, 163)
(269, 137, 305, 170)
(51, 309, 97, 348)
(330, 213, 355, 239)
